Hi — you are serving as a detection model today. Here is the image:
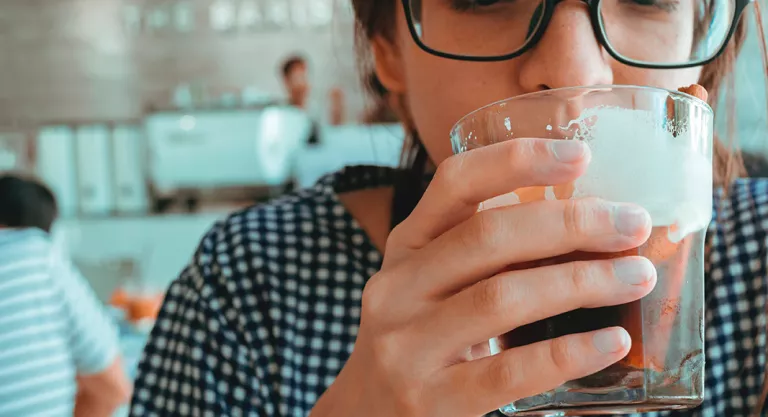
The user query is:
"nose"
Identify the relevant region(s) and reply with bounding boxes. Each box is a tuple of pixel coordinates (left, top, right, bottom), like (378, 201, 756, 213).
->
(517, 0, 614, 92)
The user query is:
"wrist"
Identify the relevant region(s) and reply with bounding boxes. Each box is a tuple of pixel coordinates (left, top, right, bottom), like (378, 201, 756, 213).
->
(309, 355, 364, 417)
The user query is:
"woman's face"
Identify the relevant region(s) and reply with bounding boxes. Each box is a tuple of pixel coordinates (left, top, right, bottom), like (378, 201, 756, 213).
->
(374, 0, 703, 164)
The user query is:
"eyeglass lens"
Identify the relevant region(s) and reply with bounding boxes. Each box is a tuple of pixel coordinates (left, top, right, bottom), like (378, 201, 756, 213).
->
(408, 0, 737, 65)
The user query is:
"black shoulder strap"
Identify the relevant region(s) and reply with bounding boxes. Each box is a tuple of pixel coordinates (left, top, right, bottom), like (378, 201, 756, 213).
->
(390, 142, 429, 231)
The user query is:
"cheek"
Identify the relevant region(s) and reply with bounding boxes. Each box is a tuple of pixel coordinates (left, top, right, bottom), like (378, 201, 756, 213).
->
(402, 47, 524, 164)
(405, 69, 467, 164)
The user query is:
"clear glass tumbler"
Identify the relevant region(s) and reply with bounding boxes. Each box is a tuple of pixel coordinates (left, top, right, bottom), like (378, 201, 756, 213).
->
(450, 85, 712, 416)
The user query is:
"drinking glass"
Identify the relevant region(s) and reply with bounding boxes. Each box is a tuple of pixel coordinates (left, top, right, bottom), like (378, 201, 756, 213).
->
(450, 85, 712, 415)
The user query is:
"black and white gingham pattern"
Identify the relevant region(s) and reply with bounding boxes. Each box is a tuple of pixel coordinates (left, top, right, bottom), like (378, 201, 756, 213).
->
(129, 166, 768, 417)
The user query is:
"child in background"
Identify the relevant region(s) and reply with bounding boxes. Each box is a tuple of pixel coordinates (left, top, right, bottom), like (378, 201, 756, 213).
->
(0, 174, 131, 417)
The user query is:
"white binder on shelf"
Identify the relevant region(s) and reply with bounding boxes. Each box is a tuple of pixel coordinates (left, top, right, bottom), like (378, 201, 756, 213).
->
(112, 125, 149, 214)
(0, 133, 28, 172)
(75, 125, 114, 216)
(36, 126, 79, 218)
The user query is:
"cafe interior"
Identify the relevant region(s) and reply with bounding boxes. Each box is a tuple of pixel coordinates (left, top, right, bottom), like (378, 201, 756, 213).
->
(0, 1, 405, 414)
(0, 0, 767, 416)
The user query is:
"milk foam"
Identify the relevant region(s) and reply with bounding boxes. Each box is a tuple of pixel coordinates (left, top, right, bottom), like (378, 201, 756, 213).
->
(570, 106, 712, 242)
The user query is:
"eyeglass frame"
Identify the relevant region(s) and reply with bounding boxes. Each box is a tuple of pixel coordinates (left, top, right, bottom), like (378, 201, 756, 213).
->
(401, 0, 754, 69)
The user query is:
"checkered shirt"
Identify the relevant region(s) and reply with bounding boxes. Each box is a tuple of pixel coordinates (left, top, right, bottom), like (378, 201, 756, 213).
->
(129, 166, 768, 417)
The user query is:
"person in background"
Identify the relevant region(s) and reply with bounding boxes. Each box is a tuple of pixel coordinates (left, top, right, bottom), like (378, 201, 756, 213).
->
(328, 86, 346, 126)
(279, 54, 325, 194)
(279, 55, 347, 144)
(0, 174, 131, 417)
(281, 55, 311, 111)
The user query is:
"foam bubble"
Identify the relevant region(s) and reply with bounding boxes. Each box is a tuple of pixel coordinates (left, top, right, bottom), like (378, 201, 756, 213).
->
(569, 106, 712, 242)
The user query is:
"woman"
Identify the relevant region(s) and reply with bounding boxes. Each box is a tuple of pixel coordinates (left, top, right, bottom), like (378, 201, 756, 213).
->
(129, 0, 768, 416)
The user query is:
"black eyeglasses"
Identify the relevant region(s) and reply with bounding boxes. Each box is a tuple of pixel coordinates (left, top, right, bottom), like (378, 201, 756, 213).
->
(402, 0, 754, 69)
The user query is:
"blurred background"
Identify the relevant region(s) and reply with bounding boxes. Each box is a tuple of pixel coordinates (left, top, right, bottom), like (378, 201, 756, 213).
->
(0, 1, 405, 294)
(0, 1, 766, 414)
(0, 1, 404, 409)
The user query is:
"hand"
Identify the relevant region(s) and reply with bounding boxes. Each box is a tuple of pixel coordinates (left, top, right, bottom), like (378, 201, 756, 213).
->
(310, 138, 656, 417)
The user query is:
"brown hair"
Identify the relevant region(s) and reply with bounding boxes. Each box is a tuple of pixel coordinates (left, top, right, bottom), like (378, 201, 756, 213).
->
(280, 55, 307, 78)
(350, 0, 768, 414)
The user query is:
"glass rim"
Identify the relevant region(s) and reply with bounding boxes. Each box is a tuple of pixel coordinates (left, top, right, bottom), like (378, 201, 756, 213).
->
(450, 84, 713, 136)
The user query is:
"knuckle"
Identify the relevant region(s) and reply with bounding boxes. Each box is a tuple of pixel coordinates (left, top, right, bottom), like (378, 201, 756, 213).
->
(469, 211, 503, 248)
(434, 155, 456, 179)
(548, 337, 576, 374)
(456, 219, 484, 252)
(393, 385, 426, 416)
(472, 277, 512, 318)
(566, 261, 595, 294)
(385, 224, 406, 253)
(435, 155, 474, 206)
(372, 336, 428, 408)
(562, 198, 595, 238)
(368, 334, 426, 416)
(508, 138, 539, 162)
(371, 331, 405, 365)
(486, 356, 522, 391)
(434, 156, 462, 189)
(361, 275, 389, 317)
(501, 139, 524, 165)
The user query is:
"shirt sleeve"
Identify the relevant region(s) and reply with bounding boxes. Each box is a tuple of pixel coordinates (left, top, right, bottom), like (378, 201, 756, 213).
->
(129, 227, 266, 417)
(52, 251, 120, 375)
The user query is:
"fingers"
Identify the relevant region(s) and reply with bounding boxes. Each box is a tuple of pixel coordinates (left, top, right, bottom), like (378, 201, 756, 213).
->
(385, 139, 590, 263)
(415, 256, 656, 354)
(429, 328, 631, 417)
(405, 197, 652, 297)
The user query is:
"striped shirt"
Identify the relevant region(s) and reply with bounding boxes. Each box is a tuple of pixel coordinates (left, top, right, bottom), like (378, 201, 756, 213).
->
(0, 228, 119, 417)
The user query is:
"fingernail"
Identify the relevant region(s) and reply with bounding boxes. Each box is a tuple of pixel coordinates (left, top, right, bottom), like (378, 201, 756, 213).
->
(613, 257, 655, 285)
(551, 140, 586, 163)
(613, 205, 650, 237)
(593, 328, 630, 354)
